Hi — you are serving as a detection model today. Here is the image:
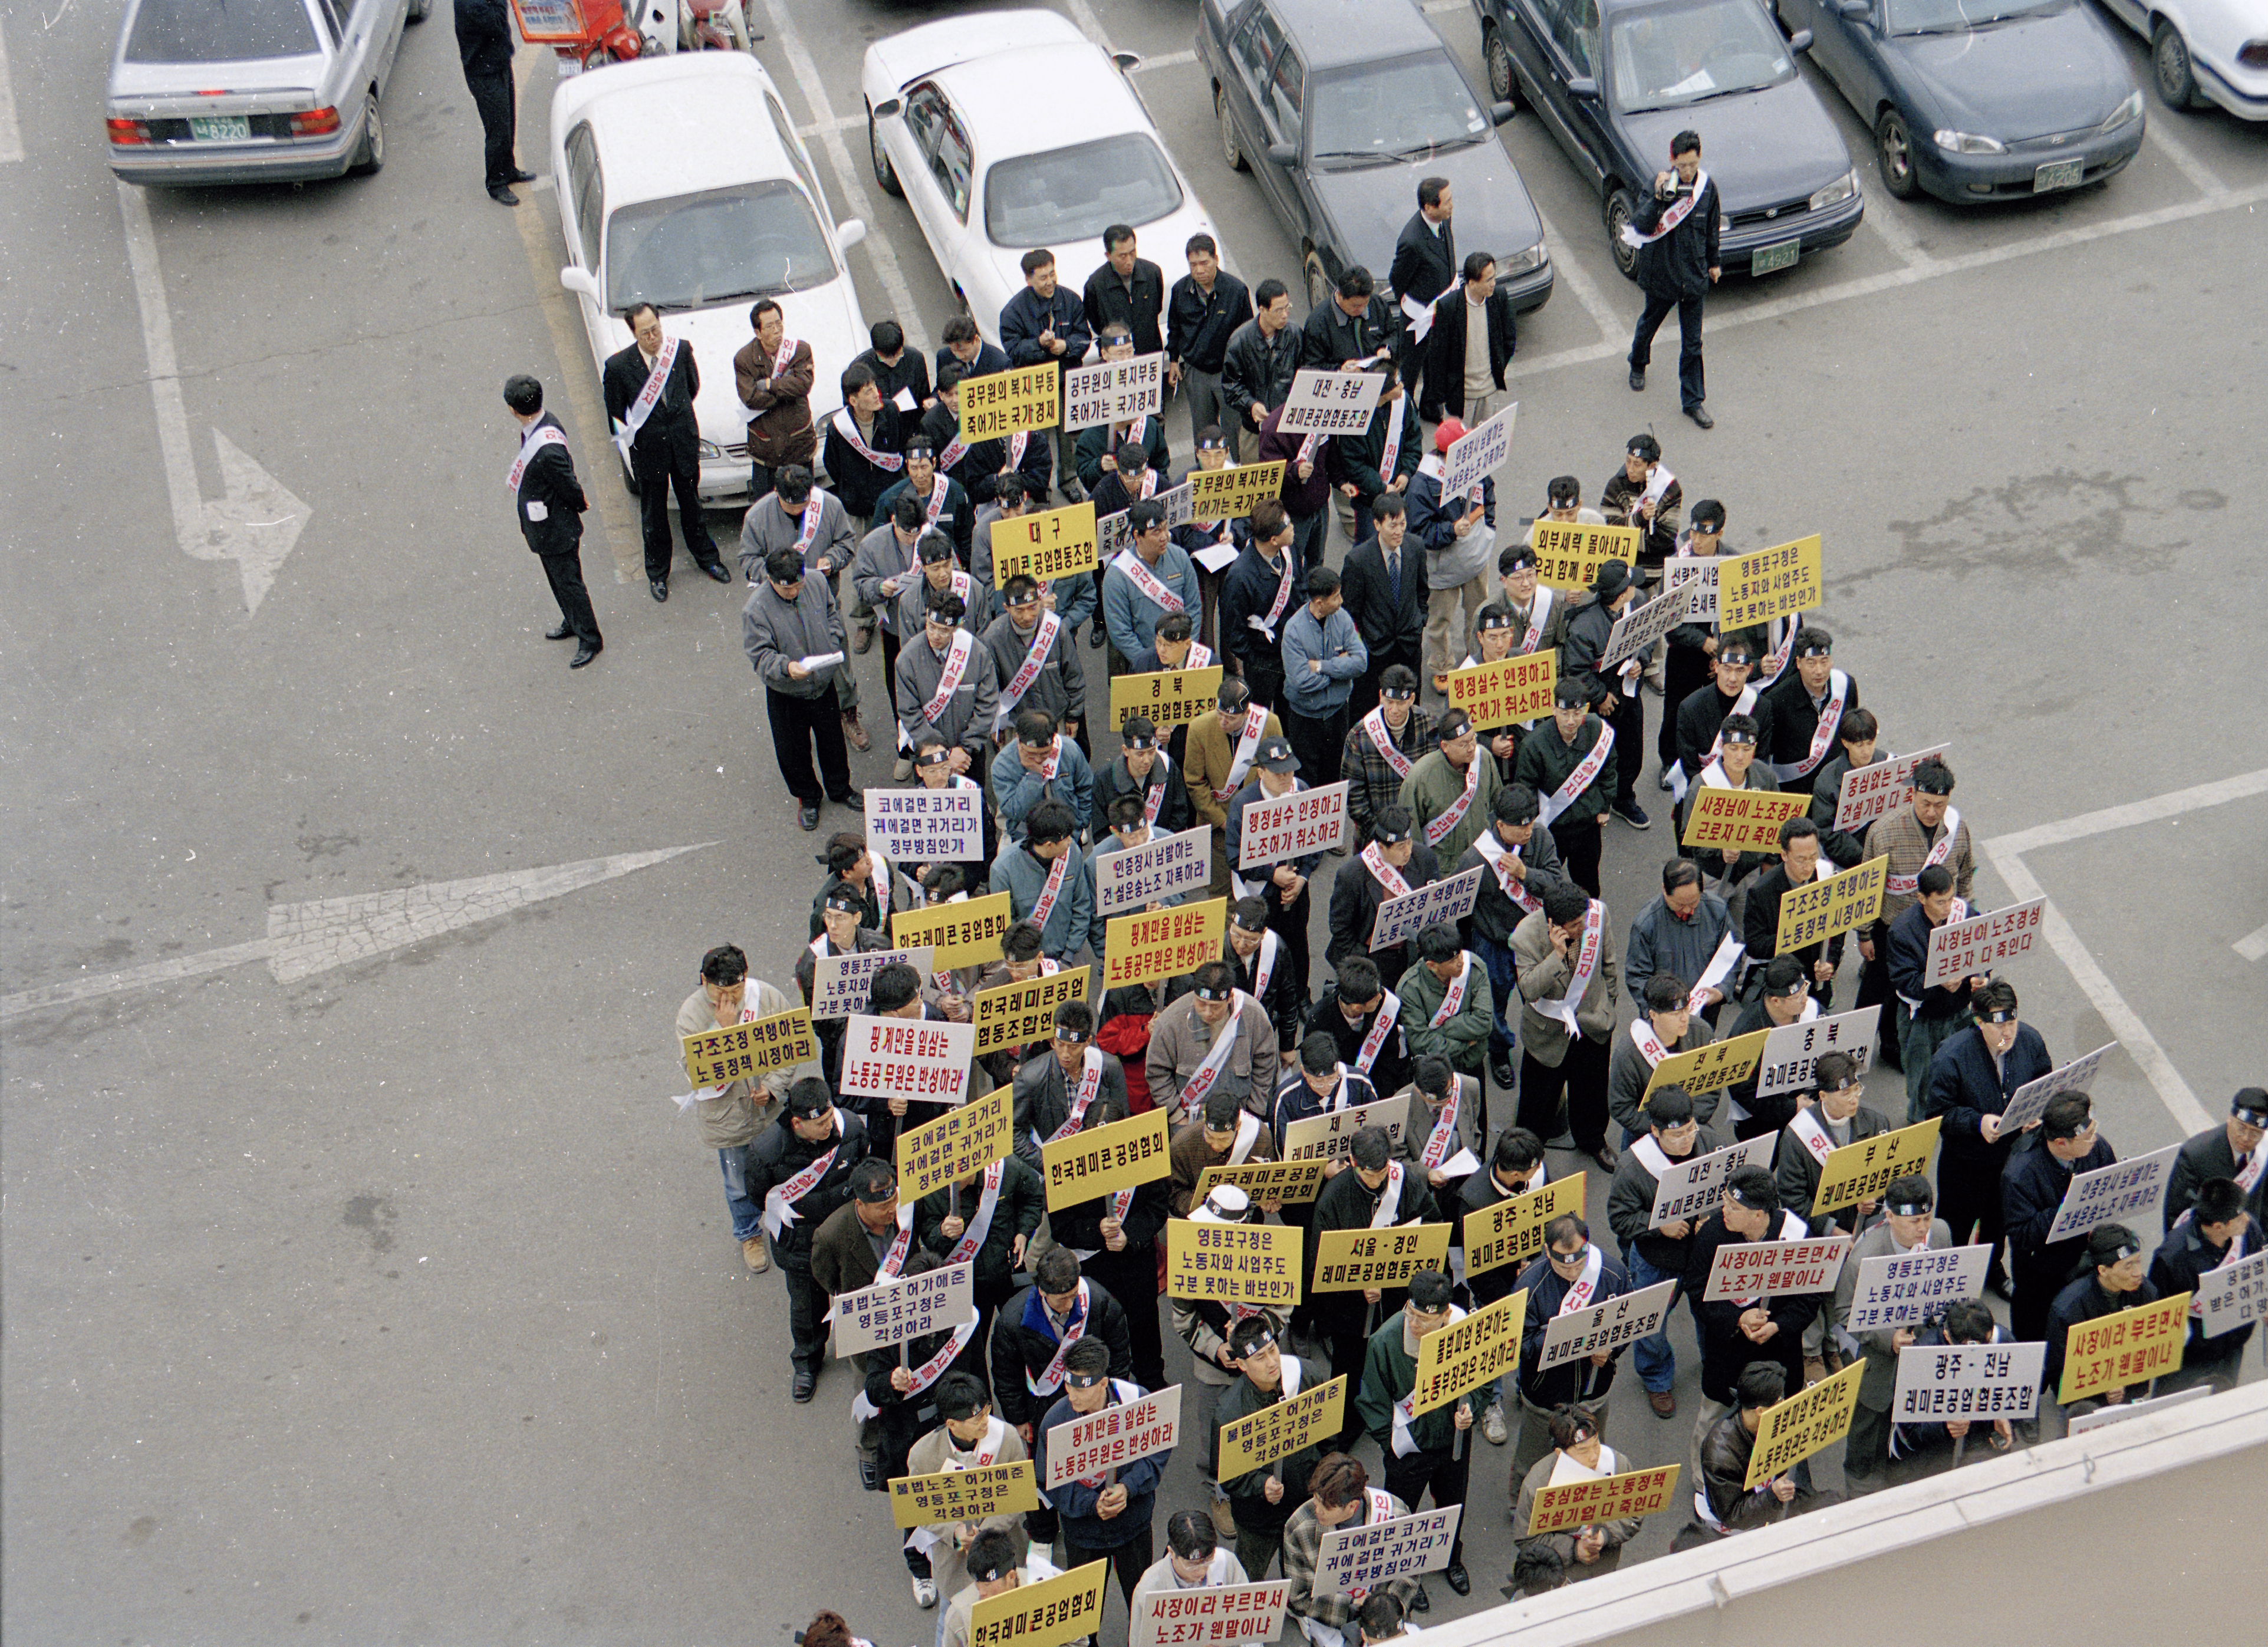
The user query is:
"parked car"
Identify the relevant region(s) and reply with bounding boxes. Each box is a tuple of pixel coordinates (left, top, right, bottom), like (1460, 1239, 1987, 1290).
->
(1200, 0, 1553, 314)
(1785, 0, 2144, 202)
(1474, 0, 1865, 278)
(863, 9, 1219, 348)
(106, 0, 419, 184)
(553, 54, 870, 502)
(2095, 0, 2268, 117)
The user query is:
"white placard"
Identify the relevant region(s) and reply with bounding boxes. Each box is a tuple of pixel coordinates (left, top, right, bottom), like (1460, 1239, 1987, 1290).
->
(811, 946, 938, 1020)
(1647, 1133, 1777, 1229)
(1538, 1278, 1678, 1369)
(1598, 582, 1696, 673)
(1280, 1096, 1410, 1164)
(1844, 1243, 1992, 1334)
(1663, 555, 1718, 624)
(830, 1260, 976, 1358)
(1131, 1581, 1289, 1647)
(2066, 1384, 2213, 1434)
(1701, 1234, 1854, 1302)
(1064, 352, 1167, 431)
(1996, 1043, 2117, 1137)
(1439, 401, 1518, 498)
(1315, 1505, 1461, 1598)
(1100, 506, 1135, 563)
(1094, 826, 1213, 917)
(1890, 1340, 2047, 1425)
(1367, 866, 1484, 953)
(1923, 899, 2045, 989)
(1236, 781, 1349, 869)
(1833, 744, 1952, 834)
(2195, 1246, 2268, 1339)
(1755, 1008, 1881, 1100)
(838, 1013, 979, 1105)
(2043, 1143, 2180, 1244)
(867, 788, 985, 864)
(1043, 1383, 1182, 1488)
(1275, 367, 1385, 436)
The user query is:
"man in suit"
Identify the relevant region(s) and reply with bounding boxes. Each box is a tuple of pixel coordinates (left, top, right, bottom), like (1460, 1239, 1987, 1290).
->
(502, 374, 600, 667)
(453, 0, 531, 205)
(1421, 253, 1517, 427)
(1625, 130, 1722, 429)
(1339, 498, 1425, 726)
(1388, 177, 1457, 395)
(603, 303, 729, 602)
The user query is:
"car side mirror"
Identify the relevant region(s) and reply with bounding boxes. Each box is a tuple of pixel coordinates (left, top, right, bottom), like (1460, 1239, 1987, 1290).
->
(1266, 141, 1298, 167)
(559, 267, 600, 299)
(1789, 27, 1815, 50)
(1490, 99, 1515, 125)
(1111, 50, 1143, 72)
(872, 97, 902, 120)
(835, 218, 868, 252)
(1566, 77, 1599, 100)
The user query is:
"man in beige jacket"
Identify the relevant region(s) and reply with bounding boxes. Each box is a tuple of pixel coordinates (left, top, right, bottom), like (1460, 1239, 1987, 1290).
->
(673, 943, 795, 1270)
(1512, 884, 1622, 1174)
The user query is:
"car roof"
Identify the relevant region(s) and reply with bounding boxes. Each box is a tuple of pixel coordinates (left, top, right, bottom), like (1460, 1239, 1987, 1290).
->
(867, 7, 1087, 90)
(931, 44, 1163, 158)
(555, 55, 799, 210)
(1261, 0, 1450, 71)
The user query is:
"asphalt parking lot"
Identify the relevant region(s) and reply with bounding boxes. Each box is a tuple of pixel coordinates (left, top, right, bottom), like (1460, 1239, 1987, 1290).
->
(2, 1, 2264, 1641)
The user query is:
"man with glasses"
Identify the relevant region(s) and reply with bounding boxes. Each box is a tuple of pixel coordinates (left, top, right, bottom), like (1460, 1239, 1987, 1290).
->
(980, 574, 1084, 757)
(1509, 1214, 1632, 1480)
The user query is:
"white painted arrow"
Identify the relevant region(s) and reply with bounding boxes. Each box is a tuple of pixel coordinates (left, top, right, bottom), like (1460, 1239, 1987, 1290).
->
(0, 844, 715, 1019)
(117, 180, 313, 614)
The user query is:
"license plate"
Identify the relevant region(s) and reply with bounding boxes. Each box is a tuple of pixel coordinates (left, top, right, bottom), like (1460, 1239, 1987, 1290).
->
(189, 115, 251, 141)
(2034, 158, 2084, 193)
(1752, 240, 1799, 275)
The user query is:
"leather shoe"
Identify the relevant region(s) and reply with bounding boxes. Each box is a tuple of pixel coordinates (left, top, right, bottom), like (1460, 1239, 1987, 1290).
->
(1628, 367, 1645, 391)
(1686, 403, 1715, 429)
(791, 1371, 817, 1403)
(798, 802, 820, 831)
(1088, 624, 1105, 650)
(1443, 1564, 1470, 1598)
(1648, 1389, 1677, 1419)
(829, 787, 864, 808)
(702, 561, 732, 584)
(1989, 1275, 2015, 1303)
(569, 643, 601, 669)
(544, 622, 573, 640)
(1410, 1586, 1430, 1614)
(508, 167, 537, 183)
(1586, 1141, 1620, 1174)
(650, 578, 669, 602)
(488, 185, 520, 206)
(1489, 1053, 1516, 1090)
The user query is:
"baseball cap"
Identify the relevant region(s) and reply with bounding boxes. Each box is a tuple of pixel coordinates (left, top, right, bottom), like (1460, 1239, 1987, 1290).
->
(1256, 735, 1298, 773)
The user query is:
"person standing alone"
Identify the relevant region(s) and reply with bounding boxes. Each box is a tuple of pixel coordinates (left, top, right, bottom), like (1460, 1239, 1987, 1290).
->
(604, 302, 730, 602)
(453, 0, 532, 205)
(502, 374, 600, 667)
(1624, 131, 1720, 429)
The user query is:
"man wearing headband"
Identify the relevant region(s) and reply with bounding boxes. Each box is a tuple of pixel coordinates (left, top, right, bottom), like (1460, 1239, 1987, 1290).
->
(925, 358, 1009, 505)
(972, 474, 1096, 641)
(1094, 716, 1194, 839)
(1558, 558, 1649, 830)
(855, 494, 933, 752)
(1214, 1316, 1329, 1581)
(979, 574, 1085, 759)
(1883, 1299, 2017, 1482)
(2151, 1175, 2262, 1390)
(1828, 1172, 1950, 1494)
(1525, 475, 1605, 546)
(1608, 973, 1716, 1144)
(1327, 806, 1437, 982)
(738, 465, 868, 749)
(676, 944, 794, 1273)
(1921, 979, 2049, 1298)
(1188, 678, 1286, 897)
(1763, 627, 1859, 795)
(2164, 1086, 2268, 1228)
(1127, 613, 1210, 765)
(989, 1247, 1136, 1468)
(1392, 1053, 1482, 1203)
(1859, 756, 1973, 1071)
(1341, 505, 1427, 728)
(747, 545, 861, 831)
(877, 436, 975, 577)
(1687, 1168, 1817, 1430)
(1671, 631, 1772, 796)
(1775, 1051, 1890, 1232)
(1399, 924, 1494, 1109)
(1497, 542, 1569, 695)
(1353, 1267, 1480, 1600)
(1456, 1125, 1549, 1442)
(1011, 999, 1130, 1170)
(2042, 1223, 2160, 1435)
(1221, 497, 1300, 713)
(941, 1527, 1058, 1647)
(1626, 858, 1737, 1025)
(1132, 1512, 1259, 1641)
(1102, 498, 1202, 676)
(2002, 1092, 2117, 1343)
(1173, 896, 1304, 1056)
(1885, 863, 1981, 1122)
(1075, 321, 1171, 494)
(1673, 711, 1775, 889)
(1655, 496, 1724, 781)
(1512, 1405, 1642, 1579)
(1308, 1127, 1433, 1446)
(1694, 1362, 1826, 1537)
(1715, 956, 1818, 1140)
(1509, 1216, 1633, 1479)
(808, 832, 890, 941)
(1341, 668, 1433, 846)
(1513, 677, 1615, 897)
(1171, 1091, 1284, 1217)
(1607, 1090, 1723, 1419)
(1171, 1184, 1288, 1534)
(1514, 882, 1624, 1175)
(989, 710, 1094, 848)
(1052, 1098, 1173, 1391)
(781, 1146, 884, 1412)
(1601, 430, 1684, 571)
(907, 1372, 1032, 1613)
(1148, 958, 1280, 1125)
(1302, 955, 1411, 1108)
(1457, 784, 1566, 1090)
(1803, 704, 1881, 869)
(1272, 1037, 1384, 1200)
(1742, 817, 1844, 1007)
(1033, 1335, 1172, 1606)
(1227, 734, 1325, 999)
(1398, 707, 1503, 868)
(1451, 603, 1529, 780)
(794, 888, 894, 1086)
(1285, 1455, 1420, 1641)
(896, 585, 999, 791)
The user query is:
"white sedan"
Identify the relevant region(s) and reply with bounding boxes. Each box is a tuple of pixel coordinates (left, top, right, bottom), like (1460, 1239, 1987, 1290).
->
(2097, 0, 2268, 118)
(862, 9, 1219, 350)
(552, 54, 870, 504)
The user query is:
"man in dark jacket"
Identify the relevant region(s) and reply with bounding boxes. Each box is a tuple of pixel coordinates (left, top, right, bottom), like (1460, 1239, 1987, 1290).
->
(1694, 1362, 1831, 1535)
(1000, 249, 1094, 503)
(1388, 177, 1458, 390)
(732, 298, 815, 502)
(603, 302, 729, 599)
(744, 548, 857, 830)
(1421, 253, 1516, 424)
(851, 318, 931, 415)
(1624, 129, 1721, 427)
(1922, 979, 2051, 1294)
(990, 1246, 1137, 1443)
(1331, 363, 1420, 551)
(1339, 503, 1426, 726)
(1084, 225, 1166, 356)
(1299, 266, 1400, 371)
(502, 374, 600, 666)
(1559, 560, 1648, 828)
(1034, 1338, 1172, 1603)
(749, 1078, 870, 1400)
(1221, 281, 1301, 463)
(1742, 818, 1842, 1007)
(2003, 1092, 2120, 1342)
(453, 0, 530, 204)
(1165, 235, 1252, 446)
(1685, 1168, 1815, 1409)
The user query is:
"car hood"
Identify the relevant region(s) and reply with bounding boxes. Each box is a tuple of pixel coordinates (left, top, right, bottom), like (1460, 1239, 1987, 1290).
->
(638, 285, 870, 449)
(1620, 79, 1852, 212)
(969, 200, 1215, 348)
(1884, 8, 2133, 139)
(1311, 140, 1545, 289)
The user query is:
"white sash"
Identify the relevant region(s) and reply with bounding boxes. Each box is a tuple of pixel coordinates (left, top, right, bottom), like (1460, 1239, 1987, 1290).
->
(759, 1112, 846, 1238)
(1141, 754, 1172, 827)
(1619, 172, 1711, 247)
(1028, 1280, 1091, 1398)
(1398, 273, 1457, 343)
(1390, 1298, 1463, 1458)
(1360, 842, 1414, 902)
(878, 1203, 917, 1280)
(1228, 1111, 1263, 1165)
(1885, 809, 1963, 897)
(1668, 687, 1758, 805)
(1427, 953, 1472, 1029)
(1179, 994, 1248, 1119)
(1556, 1244, 1605, 1313)
(1687, 934, 1746, 1014)
(1216, 713, 1269, 802)
(920, 630, 976, 727)
(1423, 756, 1482, 847)
(795, 496, 825, 552)
(771, 335, 800, 378)
(832, 407, 904, 472)
(995, 611, 1064, 727)
(1472, 830, 1543, 917)
(1760, 617, 1799, 683)
(506, 422, 568, 490)
(1419, 1083, 1462, 1170)
(1371, 1161, 1406, 1230)
(1535, 901, 1605, 1035)
(1630, 1135, 1674, 1180)
(1776, 671, 1848, 781)
(1296, 430, 1322, 466)
(1041, 1049, 1109, 1148)
(1187, 643, 1215, 668)
(1111, 549, 1186, 615)
(1538, 725, 1614, 828)
(943, 1160, 1006, 1266)
(1516, 588, 1555, 656)
(1008, 431, 1028, 467)
(1249, 928, 1280, 1003)
(1788, 1107, 1836, 1169)
(614, 335, 681, 457)
(922, 472, 953, 528)
(853, 1313, 982, 1422)
(1629, 1016, 1670, 1066)
(2238, 1137, 2268, 1195)
(1377, 393, 1408, 483)
(938, 430, 970, 472)
(1029, 848, 1071, 931)
(1247, 554, 1296, 644)
(1361, 707, 1415, 779)
(1356, 993, 1403, 1076)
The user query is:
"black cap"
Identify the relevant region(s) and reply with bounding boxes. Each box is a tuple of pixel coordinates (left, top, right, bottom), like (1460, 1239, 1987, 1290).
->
(1256, 735, 1298, 773)
(1726, 1178, 1774, 1210)
(1763, 967, 1806, 998)
(1591, 559, 1631, 599)
(1716, 638, 1754, 664)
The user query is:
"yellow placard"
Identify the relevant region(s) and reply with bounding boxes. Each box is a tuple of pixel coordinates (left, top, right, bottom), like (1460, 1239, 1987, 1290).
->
(1461, 1172, 1586, 1279)
(1310, 1223, 1454, 1293)
(888, 1458, 1043, 1529)
(1775, 855, 1889, 954)
(1195, 1159, 1328, 1207)
(893, 891, 1015, 972)
(1530, 519, 1644, 591)
(1443, 653, 1557, 728)
(1166, 1218, 1303, 1308)
(1217, 1375, 1348, 1480)
(1110, 664, 1227, 732)
(680, 1005, 815, 1088)
(1810, 1117, 1943, 1217)
(897, 1083, 1015, 1203)
(1716, 534, 1823, 631)
(2059, 1293, 2190, 1405)
(971, 969, 1091, 1057)
(1102, 896, 1228, 991)
(1643, 1027, 1770, 1099)
(1188, 461, 1286, 521)
(959, 362, 1061, 443)
(990, 501, 1098, 584)
(970, 1559, 1108, 1647)
(1680, 786, 1811, 854)
(1411, 1290, 1526, 1415)
(1042, 1106, 1173, 1211)
(1527, 1464, 1682, 1535)
(1746, 1361, 1864, 1487)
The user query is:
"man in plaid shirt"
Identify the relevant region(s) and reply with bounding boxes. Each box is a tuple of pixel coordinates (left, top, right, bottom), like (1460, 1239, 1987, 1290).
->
(1342, 666, 1435, 847)
(1283, 1454, 1421, 1645)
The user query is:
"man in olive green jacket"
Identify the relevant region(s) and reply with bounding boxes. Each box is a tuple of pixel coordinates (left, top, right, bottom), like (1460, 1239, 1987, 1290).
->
(1513, 882, 1622, 1173)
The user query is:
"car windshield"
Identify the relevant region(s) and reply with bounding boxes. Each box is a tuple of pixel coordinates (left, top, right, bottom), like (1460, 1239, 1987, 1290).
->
(1884, 0, 2066, 33)
(1609, 0, 1795, 112)
(1309, 53, 1489, 166)
(124, 0, 320, 62)
(983, 133, 1184, 247)
(605, 180, 837, 312)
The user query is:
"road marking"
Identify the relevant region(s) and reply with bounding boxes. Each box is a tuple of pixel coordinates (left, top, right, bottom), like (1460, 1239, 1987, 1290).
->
(2145, 117, 2227, 199)
(0, 845, 714, 1019)
(2236, 921, 2268, 964)
(1862, 195, 1936, 271)
(1526, 196, 1623, 346)
(1061, 0, 1111, 45)
(117, 182, 313, 614)
(0, 19, 25, 163)
(753, 0, 929, 354)
(1985, 766, 2268, 857)
(1130, 48, 1198, 73)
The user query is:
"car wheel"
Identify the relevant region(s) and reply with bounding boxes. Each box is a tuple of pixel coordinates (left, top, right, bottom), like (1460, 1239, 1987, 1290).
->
(2152, 22, 2204, 110)
(1483, 25, 1521, 108)
(347, 91, 383, 176)
(1874, 110, 1918, 200)
(1216, 84, 1248, 173)
(1604, 187, 1639, 281)
(1304, 249, 1331, 309)
(869, 107, 903, 197)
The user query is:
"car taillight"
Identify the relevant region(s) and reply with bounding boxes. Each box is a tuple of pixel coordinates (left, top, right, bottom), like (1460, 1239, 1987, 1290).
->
(107, 116, 151, 145)
(289, 106, 340, 136)
(2237, 39, 2268, 68)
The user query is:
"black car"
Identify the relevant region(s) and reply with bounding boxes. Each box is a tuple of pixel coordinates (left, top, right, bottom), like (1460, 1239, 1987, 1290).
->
(1199, 0, 1555, 314)
(1782, 0, 2145, 203)
(1474, 0, 1865, 278)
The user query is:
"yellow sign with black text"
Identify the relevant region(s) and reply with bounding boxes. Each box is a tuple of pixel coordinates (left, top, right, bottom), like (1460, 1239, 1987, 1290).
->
(2059, 1293, 2189, 1405)
(1104, 897, 1228, 990)
(1411, 1291, 1526, 1415)
(972, 969, 1090, 1057)
(1531, 519, 1643, 591)
(1716, 535, 1824, 630)
(1810, 1117, 1943, 1217)
(1042, 1106, 1173, 1211)
(991, 501, 1099, 583)
(1643, 1028, 1770, 1099)
(897, 1083, 1016, 1203)
(1217, 1375, 1348, 1480)
(893, 891, 1015, 972)
(681, 1006, 815, 1088)
(959, 363, 1061, 443)
(1195, 1159, 1328, 1207)
(1111, 664, 1227, 732)
(1166, 1218, 1303, 1309)
(1443, 653, 1557, 729)
(888, 1458, 1044, 1529)
(1775, 855, 1889, 954)
(1680, 786, 1810, 854)
(1746, 1361, 1864, 1487)
(1461, 1173, 1586, 1279)
(1310, 1223, 1454, 1293)
(1187, 462, 1287, 521)
(1528, 1465, 1682, 1536)
(970, 1559, 1108, 1647)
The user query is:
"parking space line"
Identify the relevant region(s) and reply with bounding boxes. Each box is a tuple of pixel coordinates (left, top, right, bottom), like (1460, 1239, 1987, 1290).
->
(1061, 0, 1112, 46)
(0, 20, 24, 164)
(1984, 766, 2268, 857)
(1527, 197, 1625, 347)
(1130, 49, 1199, 73)
(2236, 921, 2268, 964)
(1862, 197, 1937, 271)
(2144, 117, 2230, 199)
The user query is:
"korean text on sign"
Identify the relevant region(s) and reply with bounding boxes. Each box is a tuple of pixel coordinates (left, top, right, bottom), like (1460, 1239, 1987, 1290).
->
(1187, 462, 1286, 522)
(682, 1005, 815, 1088)
(811, 947, 937, 1020)
(1923, 898, 2045, 989)
(1367, 866, 1484, 953)
(838, 1014, 978, 1106)
(1646, 1133, 1775, 1228)
(1527, 1464, 1681, 1535)
(1599, 582, 1697, 672)
(1281, 1096, 1409, 1166)
(2195, 1248, 2268, 1339)
(1745, 1361, 1864, 1487)
(1275, 367, 1385, 436)
(1714, 533, 1823, 630)
(958, 363, 1061, 443)
(2042, 1143, 2181, 1244)
(1439, 402, 1518, 498)
(1315, 1506, 1461, 1597)
(1773, 856, 1888, 955)
(1642, 1028, 1770, 1101)
(991, 501, 1100, 584)
(888, 1458, 1042, 1529)
(1194, 1158, 1328, 1206)
(1310, 1223, 1453, 1292)
(1997, 1043, 2116, 1136)
(1892, 1341, 2047, 1424)
(1131, 1581, 1290, 1647)
(2059, 1293, 2189, 1404)
(1104, 896, 1228, 990)
(1664, 555, 1717, 622)
(1443, 654, 1556, 729)
(867, 787, 985, 864)
(1110, 665, 1227, 733)
(1411, 1291, 1525, 1415)
(1042, 1106, 1172, 1211)
(969, 1560, 1107, 1647)
(1237, 781, 1349, 868)
(971, 969, 1090, 1057)
(1166, 1218, 1303, 1308)
(1845, 1243, 1991, 1334)
(1809, 1118, 1943, 1217)
(897, 1083, 1015, 1203)
(893, 890, 1015, 972)
(1537, 1279, 1678, 1369)
(1680, 786, 1809, 854)
(1530, 519, 1642, 591)
(831, 1260, 976, 1358)
(1755, 1006, 1880, 1100)
(1462, 1172, 1586, 1279)
(1094, 826, 1213, 917)
(1701, 1235, 1853, 1302)
(1832, 745, 1951, 834)
(1044, 1384, 1181, 1488)
(1063, 353, 1166, 430)
(1216, 1376, 1347, 1478)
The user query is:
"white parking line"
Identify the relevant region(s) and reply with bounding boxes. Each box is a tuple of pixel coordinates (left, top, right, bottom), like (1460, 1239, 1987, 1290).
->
(1862, 196, 1936, 271)
(0, 20, 24, 164)
(1061, 0, 1112, 46)
(2236, 921, 2268, 964)
(1526, 196, 1624, 346)
(1130, 48, 1199, 73)
(2145, 117, 2229, 199)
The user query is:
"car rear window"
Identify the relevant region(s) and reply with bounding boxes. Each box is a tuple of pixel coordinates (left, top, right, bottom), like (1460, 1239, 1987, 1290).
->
(983, 133, 1183, 248)
(126, 0, 321, 62)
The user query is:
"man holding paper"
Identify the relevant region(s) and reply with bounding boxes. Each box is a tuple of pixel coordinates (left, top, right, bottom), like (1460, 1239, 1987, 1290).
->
(1354, 1269, 1480, 1600)
(746, 546, 860, 832)
(1923, 979, 2050, 1296)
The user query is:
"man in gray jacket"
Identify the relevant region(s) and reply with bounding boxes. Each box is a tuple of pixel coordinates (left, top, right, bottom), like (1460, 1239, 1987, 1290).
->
(852, 492, 932, 773)
(743, 547, 860, 831)
(1624, 859, 1739, 1023)
(1513, 882, 1622, 1173)
(1829, 1174, 1951, 1493)
(739, 466, 869, 752)
(897, 592, 1000, 783)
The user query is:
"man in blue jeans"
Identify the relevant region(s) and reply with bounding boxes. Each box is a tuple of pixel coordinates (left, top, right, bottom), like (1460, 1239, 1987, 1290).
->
(672, 944, 794, 1271)
(1604, 1088, 1725, 1418)
(1455, 783, 1565, 1093)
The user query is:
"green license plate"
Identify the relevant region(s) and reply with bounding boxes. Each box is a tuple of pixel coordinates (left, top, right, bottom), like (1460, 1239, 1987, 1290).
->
(189, 115, 251, 141)
(1752, 240, 1800, 275)
(2034, 158, 2084, 192)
